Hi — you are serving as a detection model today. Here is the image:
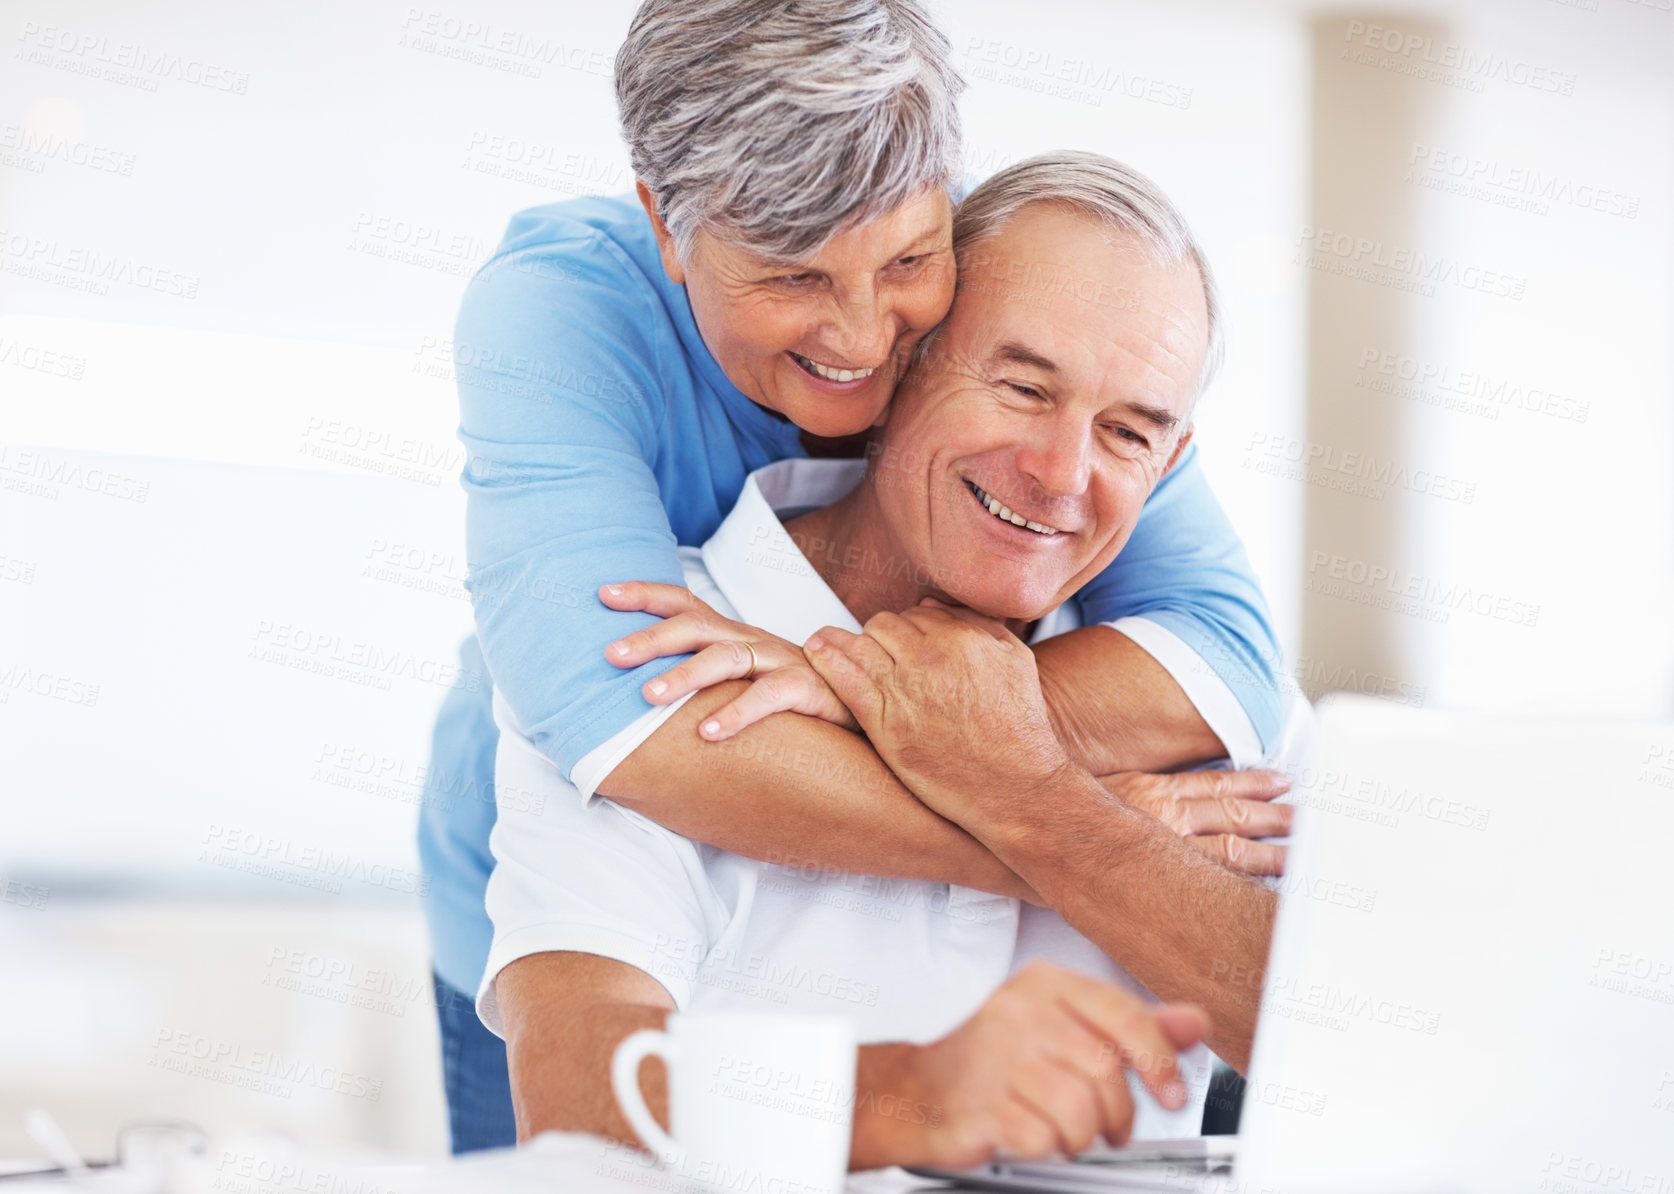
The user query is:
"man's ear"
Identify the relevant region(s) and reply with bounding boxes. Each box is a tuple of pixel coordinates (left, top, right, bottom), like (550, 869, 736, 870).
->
(635, 179, 686, 285)
(1161, 425, 1195, 479)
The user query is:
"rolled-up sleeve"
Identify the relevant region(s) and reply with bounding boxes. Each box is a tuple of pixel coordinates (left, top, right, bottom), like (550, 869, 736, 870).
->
(456, 230, 690, 780)
(1076, 442, 1285, 752)
(479, 699, 722, 1033)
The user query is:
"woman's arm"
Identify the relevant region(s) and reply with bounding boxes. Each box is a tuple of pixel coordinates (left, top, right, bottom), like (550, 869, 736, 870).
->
(592, 581, 1284, 888)
(455, 223, 705, 785)
(1032, 624, 1227, 775)
(596, 678, 1285, 896)
(596, 679, 1039, 901)
(601, 582, 1239, 773)
(1068, 442, 1287, 759)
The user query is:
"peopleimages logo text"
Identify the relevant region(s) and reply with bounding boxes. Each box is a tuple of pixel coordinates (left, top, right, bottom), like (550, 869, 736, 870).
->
(15, 23, 251, 93)
(1341, 21, 1577, 96)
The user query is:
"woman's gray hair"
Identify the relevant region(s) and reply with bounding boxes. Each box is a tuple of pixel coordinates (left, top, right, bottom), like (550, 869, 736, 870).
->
(953, 151, 1225, 403)
(615, 0, 964, 264)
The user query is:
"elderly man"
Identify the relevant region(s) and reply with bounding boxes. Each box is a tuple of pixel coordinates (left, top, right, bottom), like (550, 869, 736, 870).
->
(481, 153, 1285, 1168)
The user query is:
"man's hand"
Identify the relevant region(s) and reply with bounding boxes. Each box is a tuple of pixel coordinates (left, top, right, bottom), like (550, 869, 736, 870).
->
(1099, 770, 1292, 876)
(852, 962, 1206, 1169)
(804, 605, 1073, 831)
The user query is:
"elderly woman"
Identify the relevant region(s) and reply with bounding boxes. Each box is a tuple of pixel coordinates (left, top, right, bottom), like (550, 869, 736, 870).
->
(418, 0, 1283, 1153)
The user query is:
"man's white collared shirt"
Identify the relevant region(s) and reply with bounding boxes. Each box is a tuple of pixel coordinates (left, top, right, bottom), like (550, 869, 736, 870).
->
(481, 458, 1241, 1135)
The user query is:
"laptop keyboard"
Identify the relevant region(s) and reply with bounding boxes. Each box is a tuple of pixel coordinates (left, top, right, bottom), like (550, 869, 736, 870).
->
(1076, 1155, 1233, 1175)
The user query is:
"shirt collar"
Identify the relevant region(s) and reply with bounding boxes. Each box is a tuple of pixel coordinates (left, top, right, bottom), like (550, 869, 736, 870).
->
(701, 459, 867, 643)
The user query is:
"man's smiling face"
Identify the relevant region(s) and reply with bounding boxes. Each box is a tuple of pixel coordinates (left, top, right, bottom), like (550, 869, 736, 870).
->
(869, 202, 1210, 622)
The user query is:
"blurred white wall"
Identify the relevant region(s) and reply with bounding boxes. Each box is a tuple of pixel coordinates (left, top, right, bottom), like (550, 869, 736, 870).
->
(0, 0, 1669, 1162)
(1294, 1, 1674, 717)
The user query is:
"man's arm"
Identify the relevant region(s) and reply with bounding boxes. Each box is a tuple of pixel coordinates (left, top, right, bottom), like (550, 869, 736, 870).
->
(498, 951, 673, 1146)
(980, 768, 1275, 1072)
(489, 703, 1211, 1161)
(805, 609, 1278, 1070)
(496, 950, 1206, 1164)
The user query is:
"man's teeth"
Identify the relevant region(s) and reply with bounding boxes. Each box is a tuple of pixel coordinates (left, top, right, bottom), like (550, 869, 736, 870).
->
(793, 352, 875, 384)
(969, 482, 1060, 536)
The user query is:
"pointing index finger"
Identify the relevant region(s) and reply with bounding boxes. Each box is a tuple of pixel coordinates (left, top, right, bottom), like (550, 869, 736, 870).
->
(1056, 972, 1194, 1111)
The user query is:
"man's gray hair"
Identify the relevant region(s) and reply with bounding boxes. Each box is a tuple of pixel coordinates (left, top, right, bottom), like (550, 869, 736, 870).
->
(953, 151, 1225, 402)
(615, 0, 964, 264)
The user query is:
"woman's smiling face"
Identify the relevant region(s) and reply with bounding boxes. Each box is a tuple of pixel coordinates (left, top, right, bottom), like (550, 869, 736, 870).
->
(641, 184, 957, 439)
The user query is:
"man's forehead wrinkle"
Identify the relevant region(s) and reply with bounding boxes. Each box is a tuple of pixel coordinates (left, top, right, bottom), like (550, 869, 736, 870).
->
(1115, 285, 1202, 382)
(976, 310, 1182, 403)
(1133, 329, 1193, 384)
(990, 340, 1059, 373)
(946, 231, 1204, 416)
(962, 322, 1188, 432)
(1069, 326, 1196, 429)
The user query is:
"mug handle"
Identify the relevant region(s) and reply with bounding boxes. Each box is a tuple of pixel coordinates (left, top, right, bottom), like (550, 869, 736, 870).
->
(611, 1029, 683, 1167)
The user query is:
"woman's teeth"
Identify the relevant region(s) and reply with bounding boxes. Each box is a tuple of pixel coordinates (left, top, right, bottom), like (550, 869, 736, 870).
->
(968, 482, 1060, 536)
(792, 352, 876, 384)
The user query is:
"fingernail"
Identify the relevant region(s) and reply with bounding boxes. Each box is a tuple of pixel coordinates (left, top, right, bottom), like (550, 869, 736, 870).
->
(604, 584, 622, 596)
(805, 635, 824, 651)
(701, 720, 721, 738)
(610, 641, 629, 657)
(648, 679, 666, 696)
(1272, 771, 1292, 791)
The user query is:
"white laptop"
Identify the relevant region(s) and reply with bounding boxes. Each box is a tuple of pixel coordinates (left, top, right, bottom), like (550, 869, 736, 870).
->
(911, 696, 1674, 1192)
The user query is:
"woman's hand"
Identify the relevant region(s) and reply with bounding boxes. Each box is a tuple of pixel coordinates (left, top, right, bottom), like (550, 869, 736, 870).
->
(600, 582, 860, 740)
(1096, 769, 1293, 876)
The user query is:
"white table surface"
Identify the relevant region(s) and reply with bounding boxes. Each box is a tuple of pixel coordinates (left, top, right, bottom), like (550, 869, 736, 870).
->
(0, 1132, 953, 1194)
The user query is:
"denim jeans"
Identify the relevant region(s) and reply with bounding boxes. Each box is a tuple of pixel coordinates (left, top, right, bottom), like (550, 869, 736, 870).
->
(433, 972, 517, 1153)
(1202, 1062, 1246, 1134)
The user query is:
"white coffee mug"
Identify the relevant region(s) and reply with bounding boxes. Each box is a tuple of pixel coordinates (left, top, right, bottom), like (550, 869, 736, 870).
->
(612, 1011, 857, 1194)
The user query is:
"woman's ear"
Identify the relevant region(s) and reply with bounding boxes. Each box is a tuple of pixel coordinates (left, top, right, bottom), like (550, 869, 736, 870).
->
(635, 180, 686, 285)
